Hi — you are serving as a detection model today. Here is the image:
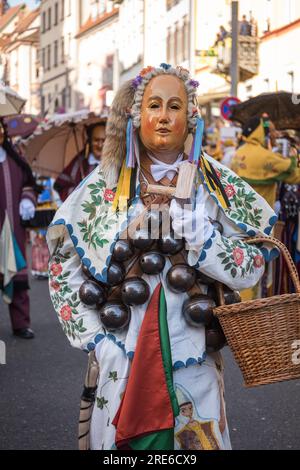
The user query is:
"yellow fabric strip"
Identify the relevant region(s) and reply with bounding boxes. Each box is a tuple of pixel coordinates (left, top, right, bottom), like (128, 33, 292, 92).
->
(111, 161, 132, 212)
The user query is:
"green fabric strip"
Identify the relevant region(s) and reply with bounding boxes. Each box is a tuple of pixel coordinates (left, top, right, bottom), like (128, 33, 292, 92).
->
(130, 285, 179, 450)
(159, 286, 180, 418)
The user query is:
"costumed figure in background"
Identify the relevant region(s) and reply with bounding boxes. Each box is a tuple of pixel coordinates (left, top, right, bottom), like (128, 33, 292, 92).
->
(272, 132, 300, 294)
(232, 117, 300, 298)
(47, 64, 277, 450)
(31, 176, 59, 279)
(54, 122, 106, 202)
(0, 120, 37, 339)
(232, 116, 300, 209)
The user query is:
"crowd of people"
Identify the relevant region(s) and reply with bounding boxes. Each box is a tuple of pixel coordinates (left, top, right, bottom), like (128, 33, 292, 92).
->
(213, 13, 258, 48)
(204, 114, 300, 297)
(0, 118, 106, 339)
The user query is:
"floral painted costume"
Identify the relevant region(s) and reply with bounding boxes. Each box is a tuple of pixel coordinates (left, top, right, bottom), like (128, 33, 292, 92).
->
(47, 150, 277, 450)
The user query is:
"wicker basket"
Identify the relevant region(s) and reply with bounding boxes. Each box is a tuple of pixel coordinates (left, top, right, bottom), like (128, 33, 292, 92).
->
(214, 236, 300, 388)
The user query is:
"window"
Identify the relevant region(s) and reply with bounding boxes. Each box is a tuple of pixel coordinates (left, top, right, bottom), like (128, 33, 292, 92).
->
(61, 0, 65, 21)
(99, 0, 106, 15)
(183, 16, 189, 61)
(41, 95, 45, 115)
(54, 40, 58, 67)
(42, 48, 45, 69)
(61, 88, 66, 109)
(167, 27, 171, 63)
(61, 37, 65, 63)
(177, 23, 183, 64)
(48, 8, 51, 30)
(42, 11, 46, 33)
(54, 3, 58, 25)
(174, 22, 179, 64)
(47, 45, 51, 71)
(48, 93, 52, 105)
(68, 33, 71, 59)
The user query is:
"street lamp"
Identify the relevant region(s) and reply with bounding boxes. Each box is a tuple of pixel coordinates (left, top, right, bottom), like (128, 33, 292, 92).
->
(230, 1, 239, 97)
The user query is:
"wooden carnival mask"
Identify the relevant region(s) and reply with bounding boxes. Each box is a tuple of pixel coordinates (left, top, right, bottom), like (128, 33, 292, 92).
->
(139, 74, 189, 159)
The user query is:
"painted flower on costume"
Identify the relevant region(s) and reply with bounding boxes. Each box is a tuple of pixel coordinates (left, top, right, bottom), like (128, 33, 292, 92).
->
(224, 184, 236, 199)
(217, 237, 263, 279)
(254, 254, 264, 268)
(77, 174, 117, 250)
(104, 189, 115, 202)
(50, 263, 62, 276)
(217, 166, 263, 228)
(50, 280, 60, 292)
(49, 238, 87, 342)
(60, 305, 72, 321)
(233, 247, 244, 266)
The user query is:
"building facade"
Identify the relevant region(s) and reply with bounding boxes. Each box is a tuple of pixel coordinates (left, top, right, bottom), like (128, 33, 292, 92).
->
(39, 0, 79, 116)
(238, 0, 300, 100)
(0, 3, 40, 115)
(75, 0, 119, 113)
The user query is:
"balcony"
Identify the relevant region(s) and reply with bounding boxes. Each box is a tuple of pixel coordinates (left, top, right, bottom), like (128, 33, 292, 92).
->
(210, 35, 259, 82)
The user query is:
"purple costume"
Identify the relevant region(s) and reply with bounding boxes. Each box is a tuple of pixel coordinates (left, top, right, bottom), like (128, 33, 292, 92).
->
(0, 151, 36, 330)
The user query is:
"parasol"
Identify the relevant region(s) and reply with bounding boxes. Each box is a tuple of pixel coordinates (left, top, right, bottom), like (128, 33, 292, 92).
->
(4, 114, 40, 138)
(0, 83, 26, 116)
(23, 110, 106, 177)
(229, 91, 300, 130)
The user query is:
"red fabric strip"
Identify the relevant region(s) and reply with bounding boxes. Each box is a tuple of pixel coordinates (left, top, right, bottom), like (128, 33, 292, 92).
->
(112, 283, 174, 449)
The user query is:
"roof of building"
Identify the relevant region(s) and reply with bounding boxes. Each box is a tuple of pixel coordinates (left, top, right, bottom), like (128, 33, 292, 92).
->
(15, 7, 39, 33)
(261, 17, 300, 41)
(76, 8, 118, 38)
(0, 4, 25, 32)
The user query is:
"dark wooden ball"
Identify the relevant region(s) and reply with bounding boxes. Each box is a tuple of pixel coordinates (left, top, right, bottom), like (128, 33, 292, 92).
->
(182, 295, 216, 327)
(79, 280, 107, 307)
(98, 301, 131, 331)
(130, 228, 154, 250)
(121, 277, 150, 306)
(112, 239, 134, 262)
(139, 251, 166, 275)
(223, 286, 242, 305)
(158, 232, 184, 255)
(107, 262, 125, 286)
(205, 320, 227, 353)
(166, 264, 197, 293)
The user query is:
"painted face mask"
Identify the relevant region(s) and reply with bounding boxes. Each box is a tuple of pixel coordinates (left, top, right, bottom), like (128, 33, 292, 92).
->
(139, 74, 188, 157)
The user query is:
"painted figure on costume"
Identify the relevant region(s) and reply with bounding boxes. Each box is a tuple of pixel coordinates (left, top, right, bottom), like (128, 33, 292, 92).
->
(175, 386, 221, 450)
(47, 64, 278, 450)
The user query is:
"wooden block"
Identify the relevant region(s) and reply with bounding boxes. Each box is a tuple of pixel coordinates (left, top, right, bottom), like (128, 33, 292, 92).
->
(174, 161, 197, 200)
(147, 184, 176, 197)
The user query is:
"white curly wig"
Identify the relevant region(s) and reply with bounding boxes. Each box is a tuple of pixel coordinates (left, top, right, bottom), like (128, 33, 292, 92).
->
(100, 63, 200, 186)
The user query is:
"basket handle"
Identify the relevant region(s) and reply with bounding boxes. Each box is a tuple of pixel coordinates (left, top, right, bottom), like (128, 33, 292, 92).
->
(247, 236, 300, 294)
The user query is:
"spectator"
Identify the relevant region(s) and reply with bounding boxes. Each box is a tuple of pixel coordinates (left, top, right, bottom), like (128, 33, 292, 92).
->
(240, 15, 251, 36)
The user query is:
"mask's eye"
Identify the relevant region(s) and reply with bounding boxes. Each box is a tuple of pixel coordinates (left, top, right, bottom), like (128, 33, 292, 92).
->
(149, 103, 160, 109)
(170, 104, 180, 110)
